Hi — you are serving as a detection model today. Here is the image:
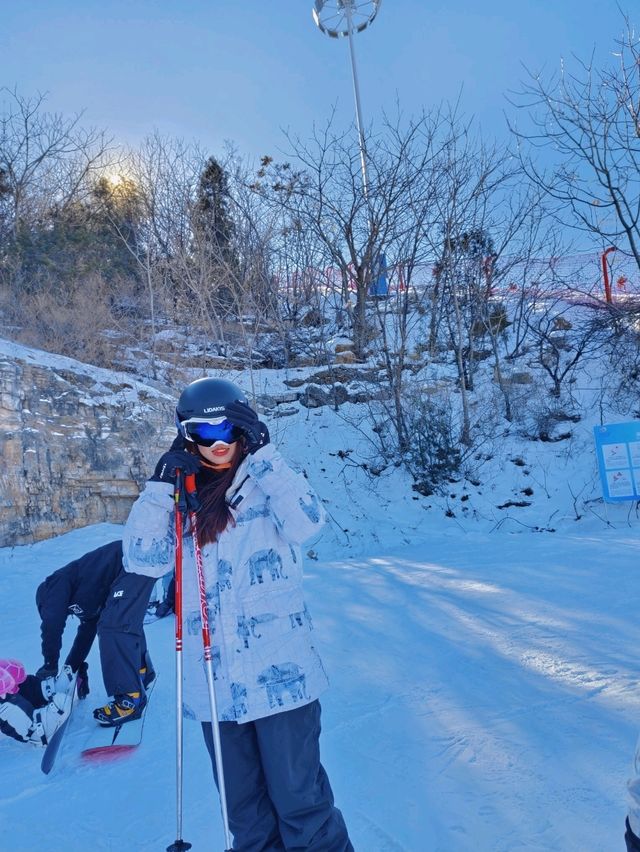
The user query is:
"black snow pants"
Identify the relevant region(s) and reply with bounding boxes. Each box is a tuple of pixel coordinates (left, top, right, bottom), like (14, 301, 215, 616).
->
(97, 570, 155, 696)
(626, 818, 640, 852)
(202, 699, 353, 852)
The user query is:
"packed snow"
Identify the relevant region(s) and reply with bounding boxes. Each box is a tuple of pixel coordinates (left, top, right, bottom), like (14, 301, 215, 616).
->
(1, 393, 639, 850)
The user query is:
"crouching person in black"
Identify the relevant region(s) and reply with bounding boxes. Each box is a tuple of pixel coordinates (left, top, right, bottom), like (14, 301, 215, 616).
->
(35, 540, 157, 726)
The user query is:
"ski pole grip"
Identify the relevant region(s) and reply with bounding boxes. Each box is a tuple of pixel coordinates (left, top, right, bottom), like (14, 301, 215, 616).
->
(174, 470, 187, 513)
(184, 473, 201, 513)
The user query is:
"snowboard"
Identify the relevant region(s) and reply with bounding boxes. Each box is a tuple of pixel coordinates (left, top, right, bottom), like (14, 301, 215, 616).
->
(41, 676, 78, 775)
(81, 677, 157, 764)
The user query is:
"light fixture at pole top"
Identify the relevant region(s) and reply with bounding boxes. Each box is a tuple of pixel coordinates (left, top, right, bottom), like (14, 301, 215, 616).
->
(312, 0, 381, 39)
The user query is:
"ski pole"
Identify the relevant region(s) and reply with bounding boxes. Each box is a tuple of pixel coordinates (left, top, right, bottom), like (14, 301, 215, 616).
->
(167, 470, 192, 852)
(185, 472, 233, 852)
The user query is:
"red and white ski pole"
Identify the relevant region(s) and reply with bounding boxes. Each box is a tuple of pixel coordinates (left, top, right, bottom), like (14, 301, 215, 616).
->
(167, 471, 192, 852)
(185, 472, 233, 852)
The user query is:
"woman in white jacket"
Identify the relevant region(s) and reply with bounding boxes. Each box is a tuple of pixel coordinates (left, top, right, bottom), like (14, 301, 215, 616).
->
(122, 377, 353, 852)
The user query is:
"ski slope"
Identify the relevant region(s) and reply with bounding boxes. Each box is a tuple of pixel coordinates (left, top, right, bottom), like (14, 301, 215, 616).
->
(1, 520, 638, 851)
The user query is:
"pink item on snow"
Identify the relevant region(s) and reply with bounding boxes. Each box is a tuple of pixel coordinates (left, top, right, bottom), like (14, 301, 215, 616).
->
(0, 659, 26, 697)
(0, 670, 14, 697)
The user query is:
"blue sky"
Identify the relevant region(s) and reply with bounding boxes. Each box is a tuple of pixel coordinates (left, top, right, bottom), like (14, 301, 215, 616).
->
(1, 0, 632, 161)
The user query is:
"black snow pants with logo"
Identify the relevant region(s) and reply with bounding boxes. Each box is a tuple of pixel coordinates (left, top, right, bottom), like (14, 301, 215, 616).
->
(97, 570, 155, 696)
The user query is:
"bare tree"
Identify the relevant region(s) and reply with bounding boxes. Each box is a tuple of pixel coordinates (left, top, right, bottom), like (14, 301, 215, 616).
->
(425, 119, 523, 443)
(97, 134, 207, 375)
(509, 15, 640, 270)
(0, 88, 113, 241)
(257, 109, 455, 360)
(525, 296, 608, 400)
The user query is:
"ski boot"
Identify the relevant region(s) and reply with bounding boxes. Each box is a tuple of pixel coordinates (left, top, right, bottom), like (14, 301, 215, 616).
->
(1, 680, 72, 747)
(93, 691, 146, 727)
(40, 665, 74, 702)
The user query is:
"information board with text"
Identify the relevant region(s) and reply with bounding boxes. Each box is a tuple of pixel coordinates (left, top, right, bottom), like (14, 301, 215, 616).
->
(593, 421, 640, 502)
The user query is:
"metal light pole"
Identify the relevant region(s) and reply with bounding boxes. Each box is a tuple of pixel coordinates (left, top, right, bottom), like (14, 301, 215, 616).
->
(312, 0, 381, 211)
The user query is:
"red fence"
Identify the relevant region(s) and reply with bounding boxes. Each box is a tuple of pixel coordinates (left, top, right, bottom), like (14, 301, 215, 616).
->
(272, 251, 640, 302)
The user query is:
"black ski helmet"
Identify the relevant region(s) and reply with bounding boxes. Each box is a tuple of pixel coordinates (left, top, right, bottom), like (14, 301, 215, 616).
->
(176, 377, 248, 423)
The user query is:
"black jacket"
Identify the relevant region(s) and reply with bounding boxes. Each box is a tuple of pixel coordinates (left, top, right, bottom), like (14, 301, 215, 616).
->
(35, 540, 123, 671)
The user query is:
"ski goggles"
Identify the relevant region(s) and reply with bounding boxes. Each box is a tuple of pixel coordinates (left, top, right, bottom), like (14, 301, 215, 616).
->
(177, 417, 241, 447)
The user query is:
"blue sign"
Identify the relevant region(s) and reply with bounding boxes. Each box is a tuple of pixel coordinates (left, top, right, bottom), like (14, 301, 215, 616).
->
(369, 252, 389, 297)
(593, 421, 640, 502)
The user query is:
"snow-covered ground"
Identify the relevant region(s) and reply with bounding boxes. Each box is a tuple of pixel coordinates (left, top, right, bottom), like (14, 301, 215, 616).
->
(1, 510, 638, 851)
(2, 334, 640, 850)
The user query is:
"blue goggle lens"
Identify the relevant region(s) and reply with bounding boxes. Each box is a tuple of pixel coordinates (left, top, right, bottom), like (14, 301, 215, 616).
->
(185, 420, 239, 446)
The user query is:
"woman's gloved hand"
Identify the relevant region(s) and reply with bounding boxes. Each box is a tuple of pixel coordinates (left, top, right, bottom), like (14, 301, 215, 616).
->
(224, 401, 270, 454)
(149, 449, 201, 485)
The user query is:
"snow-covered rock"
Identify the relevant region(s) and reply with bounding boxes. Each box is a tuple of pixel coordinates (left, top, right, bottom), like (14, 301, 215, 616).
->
(0, 338, 176, 545)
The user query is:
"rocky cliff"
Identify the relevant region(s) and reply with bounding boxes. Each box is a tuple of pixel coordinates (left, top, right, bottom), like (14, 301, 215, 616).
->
(0, 339, 176, 545)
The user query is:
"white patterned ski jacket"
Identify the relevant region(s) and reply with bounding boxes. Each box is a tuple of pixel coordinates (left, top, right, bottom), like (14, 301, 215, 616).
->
(122, 443, 329, 723)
